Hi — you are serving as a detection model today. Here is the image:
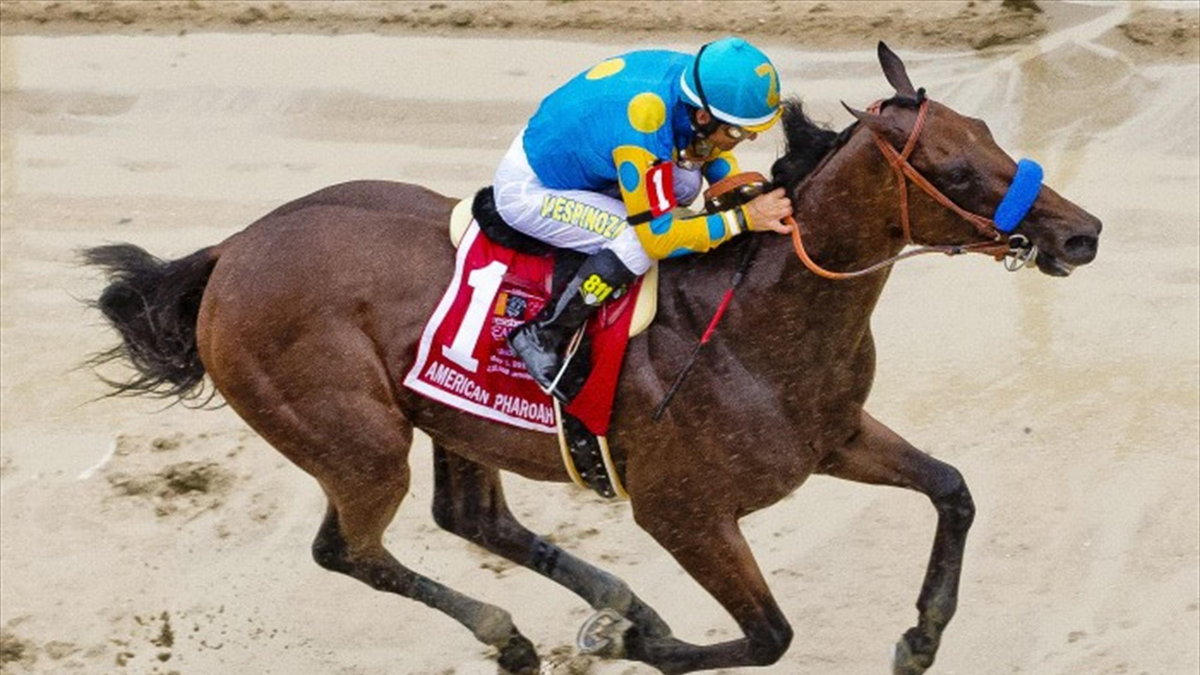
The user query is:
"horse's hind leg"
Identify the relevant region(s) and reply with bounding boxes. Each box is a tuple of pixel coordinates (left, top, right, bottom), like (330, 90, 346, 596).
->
(817, 410, 976, 675)
(310, 494, 538, 673)
(208, 352, 539, 672)
(430, 446, 673, 640)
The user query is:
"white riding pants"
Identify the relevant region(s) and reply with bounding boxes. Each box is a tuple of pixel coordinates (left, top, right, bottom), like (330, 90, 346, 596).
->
(492, 133, 701, 276)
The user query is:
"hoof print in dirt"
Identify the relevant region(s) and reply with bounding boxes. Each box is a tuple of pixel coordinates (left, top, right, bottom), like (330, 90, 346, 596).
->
(106, 461, 234, 518)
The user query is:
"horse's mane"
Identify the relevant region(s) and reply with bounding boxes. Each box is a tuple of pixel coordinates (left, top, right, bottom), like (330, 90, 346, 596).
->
(769, 98, 854, 191)
(769, 93, 928, 191)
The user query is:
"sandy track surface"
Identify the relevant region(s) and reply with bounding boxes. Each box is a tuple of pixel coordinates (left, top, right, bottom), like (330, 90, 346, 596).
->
(2, 1, 1198, 674)
(1, 0, 1197, 58)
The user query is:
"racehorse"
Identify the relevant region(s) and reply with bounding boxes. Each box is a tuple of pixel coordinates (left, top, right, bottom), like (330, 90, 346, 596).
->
(84, 44, 1101, 674)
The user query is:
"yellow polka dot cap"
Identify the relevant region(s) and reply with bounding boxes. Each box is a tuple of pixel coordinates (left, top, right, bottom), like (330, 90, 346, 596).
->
(680, 37, 782, 133)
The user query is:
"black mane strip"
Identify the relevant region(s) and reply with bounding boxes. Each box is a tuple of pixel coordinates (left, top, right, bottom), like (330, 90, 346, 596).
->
(769, 98, 852, 191)
(769, 88, 929, 193)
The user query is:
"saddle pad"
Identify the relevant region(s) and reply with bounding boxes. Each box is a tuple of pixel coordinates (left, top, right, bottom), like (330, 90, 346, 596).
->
(404, 221, 639, 435)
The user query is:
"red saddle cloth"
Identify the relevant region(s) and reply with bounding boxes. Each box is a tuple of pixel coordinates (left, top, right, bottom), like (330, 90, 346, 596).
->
(403, 222, 639, 435)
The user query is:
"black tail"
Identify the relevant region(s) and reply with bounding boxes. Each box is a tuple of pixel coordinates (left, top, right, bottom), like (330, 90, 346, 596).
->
(82, 243, 218, 404)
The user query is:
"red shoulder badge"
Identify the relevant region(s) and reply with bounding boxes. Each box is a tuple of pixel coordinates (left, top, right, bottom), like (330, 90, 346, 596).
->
(646, 162, 676, 217)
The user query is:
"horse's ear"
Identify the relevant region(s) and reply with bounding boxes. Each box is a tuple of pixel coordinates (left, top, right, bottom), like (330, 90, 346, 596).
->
(842, 101, 869, 121)
(877, 42, 917, 99)
(842, 101, 906, 139)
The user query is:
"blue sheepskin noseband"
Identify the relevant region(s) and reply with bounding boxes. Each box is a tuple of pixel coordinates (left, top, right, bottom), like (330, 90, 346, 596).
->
(994, 159, 1043, 233)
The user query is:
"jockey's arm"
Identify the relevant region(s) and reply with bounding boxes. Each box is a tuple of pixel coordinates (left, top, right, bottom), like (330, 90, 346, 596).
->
(613, 145, 751, 260)
(702, 149, 741, 186)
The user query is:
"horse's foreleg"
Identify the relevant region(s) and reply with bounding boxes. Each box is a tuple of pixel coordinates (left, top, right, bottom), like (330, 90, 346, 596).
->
(622, 512, 793, 674)
(430, 446, 673, 640)
(818, 410, 976, 675)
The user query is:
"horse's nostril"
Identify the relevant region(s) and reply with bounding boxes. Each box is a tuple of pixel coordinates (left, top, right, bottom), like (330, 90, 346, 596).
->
(1063, 235, 1098, 263)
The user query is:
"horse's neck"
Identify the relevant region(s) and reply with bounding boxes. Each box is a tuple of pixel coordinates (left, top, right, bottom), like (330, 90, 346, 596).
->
(656, 131, 903, 380)
(790, 130, 904, 272)
(738, 131, 903, 338)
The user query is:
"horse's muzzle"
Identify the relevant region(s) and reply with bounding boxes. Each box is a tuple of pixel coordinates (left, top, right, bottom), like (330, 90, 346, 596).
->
(1033, 211, 1102, 276)
(1062, 231, 1100, 266)
(1035, 252, 1077, 277)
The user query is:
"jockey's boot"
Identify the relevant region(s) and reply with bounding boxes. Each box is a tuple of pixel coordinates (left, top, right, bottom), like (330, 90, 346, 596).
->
(508, 249, 636, 400)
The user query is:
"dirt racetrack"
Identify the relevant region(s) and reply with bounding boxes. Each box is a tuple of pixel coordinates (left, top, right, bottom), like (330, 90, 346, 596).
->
(1, 1, 1198, 674)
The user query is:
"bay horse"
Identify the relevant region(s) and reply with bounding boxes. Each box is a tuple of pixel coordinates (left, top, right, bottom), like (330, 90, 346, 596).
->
(84, 45, 1100, 673)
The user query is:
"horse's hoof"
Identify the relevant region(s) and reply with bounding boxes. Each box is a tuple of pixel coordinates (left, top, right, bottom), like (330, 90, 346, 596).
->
(891, 628, 935, 675)
(497, 633, 540, 674)
(576, 608, 632, 657)
(892, 639, 919, 675)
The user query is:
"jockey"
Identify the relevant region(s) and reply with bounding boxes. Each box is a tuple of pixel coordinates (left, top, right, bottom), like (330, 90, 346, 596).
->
(494, 36, 794, 400)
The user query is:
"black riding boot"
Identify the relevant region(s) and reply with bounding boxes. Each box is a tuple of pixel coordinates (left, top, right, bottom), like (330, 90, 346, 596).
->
(508, 249, 636, 400)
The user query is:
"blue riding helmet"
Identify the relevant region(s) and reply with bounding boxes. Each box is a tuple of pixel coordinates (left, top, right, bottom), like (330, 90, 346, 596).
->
(680, 37, 782, 133)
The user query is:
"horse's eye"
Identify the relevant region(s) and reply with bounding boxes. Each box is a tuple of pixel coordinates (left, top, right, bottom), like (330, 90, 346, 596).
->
(945, 165, 974, 188)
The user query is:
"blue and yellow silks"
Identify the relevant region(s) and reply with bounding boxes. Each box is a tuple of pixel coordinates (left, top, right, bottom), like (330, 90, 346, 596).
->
(522, 50, 753, 260)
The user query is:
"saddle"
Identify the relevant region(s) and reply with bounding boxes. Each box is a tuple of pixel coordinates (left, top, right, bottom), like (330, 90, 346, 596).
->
(405, 188, 657, 498)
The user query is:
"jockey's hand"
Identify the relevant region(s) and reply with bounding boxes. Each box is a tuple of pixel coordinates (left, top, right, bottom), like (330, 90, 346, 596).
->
(744, 188, 794, 234)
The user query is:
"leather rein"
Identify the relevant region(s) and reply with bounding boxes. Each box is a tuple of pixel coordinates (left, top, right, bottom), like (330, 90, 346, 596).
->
(656, 102, 1036, 419)
(655, 102, 1029, 419)
(786, 97, 1027, 280)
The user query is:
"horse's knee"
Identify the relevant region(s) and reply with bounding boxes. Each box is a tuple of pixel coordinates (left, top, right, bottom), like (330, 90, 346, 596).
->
(933, 468, 974, 528)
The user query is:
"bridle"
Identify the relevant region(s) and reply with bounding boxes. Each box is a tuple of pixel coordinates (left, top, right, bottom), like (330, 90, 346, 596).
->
(658, 96, 1042, 418)
(658, 96, 1045, 418)
(788, 97, 1039, 280)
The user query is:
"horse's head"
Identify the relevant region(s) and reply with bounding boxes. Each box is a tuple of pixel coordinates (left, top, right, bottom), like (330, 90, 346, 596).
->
(843, 43, 1102, 276)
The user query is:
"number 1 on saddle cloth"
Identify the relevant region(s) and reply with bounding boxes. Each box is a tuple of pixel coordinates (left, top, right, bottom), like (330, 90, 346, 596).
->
(403, 203, 647, 439)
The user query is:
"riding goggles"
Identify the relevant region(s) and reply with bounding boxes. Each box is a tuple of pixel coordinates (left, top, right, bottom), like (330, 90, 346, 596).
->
(724, 125, 750, 140)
